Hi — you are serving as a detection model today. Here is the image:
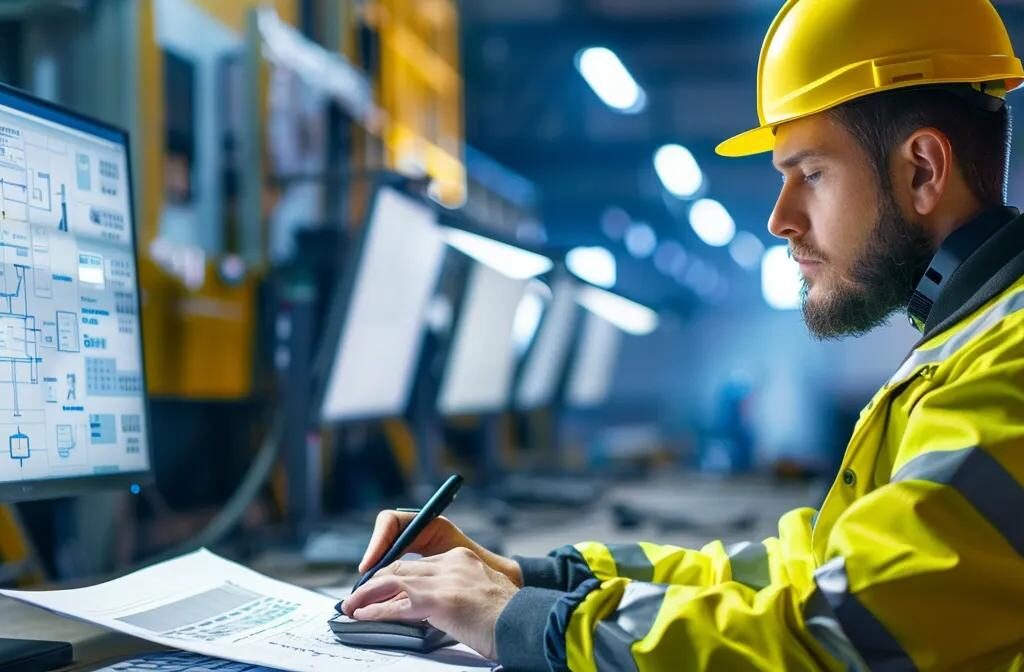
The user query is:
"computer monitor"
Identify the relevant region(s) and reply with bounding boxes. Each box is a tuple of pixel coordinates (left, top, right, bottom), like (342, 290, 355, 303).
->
(0, 85, 151, 503)
(515, 274, 578, 410)
(437, 262, 532, 416)
(565, 310, 623, 409)
(317, 185, 447, 423)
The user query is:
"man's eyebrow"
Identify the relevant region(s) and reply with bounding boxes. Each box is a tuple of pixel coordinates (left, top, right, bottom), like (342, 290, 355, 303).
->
(773, 149, 827, 171)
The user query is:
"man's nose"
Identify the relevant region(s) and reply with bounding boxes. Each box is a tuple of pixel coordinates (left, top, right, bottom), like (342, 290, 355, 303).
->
(768, 184, 809, 240)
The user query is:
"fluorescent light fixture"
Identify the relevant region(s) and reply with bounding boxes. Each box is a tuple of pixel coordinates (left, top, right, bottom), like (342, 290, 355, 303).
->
(576, 47, 647, 114)
(654, 144, 703, 199)
(512, 280, 551, 355)
(577, 285, 659, 336)
(600, 206, 631, 240)
(624, 222, 658, 258)
(653, 240, 686, 276)
(442, 227, 553, 279)
(688, 262, 721, 300)
(689, 198, 736, 247)
(567, 246, 617, 288)
(762, 245, 803, 310)
(729, 231, 765, 271)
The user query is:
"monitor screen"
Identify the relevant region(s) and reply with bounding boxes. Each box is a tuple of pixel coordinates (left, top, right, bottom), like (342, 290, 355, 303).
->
(0, 86, 150, 501)
(320, 186, 446, 422)
(515, 275, 578, 410)
(565, 311, 623, 408)
(437, 262, 530, 416)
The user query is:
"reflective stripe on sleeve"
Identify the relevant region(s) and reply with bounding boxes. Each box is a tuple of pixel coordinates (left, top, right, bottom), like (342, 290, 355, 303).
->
(803, 589, 870, 672)
(892, 447, 1024, 557)
(607, 543, 655, 582)
(593, 582, 667, 672)
(725, 541, 771, 590)
(889, 289, 1024, 386)
(814, 557, 917, 672)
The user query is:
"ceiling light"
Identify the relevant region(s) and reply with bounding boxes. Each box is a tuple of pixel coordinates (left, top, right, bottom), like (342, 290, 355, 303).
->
(567, 246, 617, 288)
(689, 198, 735, 247)
(654, 144, 703, 199)
(729, 231, 765, 271)
(624, 222, 658, 258)
(575, 47, 647, 114)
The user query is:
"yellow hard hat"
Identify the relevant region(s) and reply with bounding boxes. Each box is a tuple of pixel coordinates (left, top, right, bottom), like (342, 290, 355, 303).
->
(716, 0, 1024, 158)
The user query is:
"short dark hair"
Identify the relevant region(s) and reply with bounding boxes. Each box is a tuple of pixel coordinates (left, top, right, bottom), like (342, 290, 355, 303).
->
(830, 86, 1012, 207)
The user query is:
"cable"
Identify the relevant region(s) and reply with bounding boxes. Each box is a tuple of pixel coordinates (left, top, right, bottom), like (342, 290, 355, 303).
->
(139, 403, 287, 567)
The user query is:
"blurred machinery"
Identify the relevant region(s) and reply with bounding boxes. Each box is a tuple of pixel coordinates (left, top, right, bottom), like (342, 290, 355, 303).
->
(0, 0, 469, 572)
(0, 1, 668, 577)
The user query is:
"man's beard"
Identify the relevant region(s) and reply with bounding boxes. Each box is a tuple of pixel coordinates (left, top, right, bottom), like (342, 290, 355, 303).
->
(800, 194, 934, 340)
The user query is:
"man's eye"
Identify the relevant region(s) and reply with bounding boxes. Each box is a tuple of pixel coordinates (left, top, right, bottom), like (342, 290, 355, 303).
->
(805, 171, 822, 184)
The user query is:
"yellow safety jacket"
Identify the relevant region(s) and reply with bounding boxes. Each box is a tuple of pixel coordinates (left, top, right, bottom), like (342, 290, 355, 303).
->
(495, 207, 1024, 671)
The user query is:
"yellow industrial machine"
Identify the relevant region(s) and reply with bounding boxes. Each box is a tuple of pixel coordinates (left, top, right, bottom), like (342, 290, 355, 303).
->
(371, 0, 466, 207)
(135, 0, 464, 401)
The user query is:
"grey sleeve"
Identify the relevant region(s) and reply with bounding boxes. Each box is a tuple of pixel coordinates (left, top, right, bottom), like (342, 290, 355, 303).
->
(513, 546, 597, 592)
(494, 587, 563, 672)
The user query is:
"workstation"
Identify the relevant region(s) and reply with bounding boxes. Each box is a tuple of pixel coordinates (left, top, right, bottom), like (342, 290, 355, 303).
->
(1, 1, 1023, 671)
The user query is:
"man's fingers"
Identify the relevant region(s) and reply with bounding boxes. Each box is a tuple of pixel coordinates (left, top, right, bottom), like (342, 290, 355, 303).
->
(352, 595, 429, 623)
(346, 576, 410, 613)
(359, 510, 416, 573)
(374, 559, 442, 579)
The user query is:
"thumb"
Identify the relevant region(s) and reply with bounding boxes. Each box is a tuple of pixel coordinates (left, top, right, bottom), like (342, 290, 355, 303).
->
(359, 510, 416, 573)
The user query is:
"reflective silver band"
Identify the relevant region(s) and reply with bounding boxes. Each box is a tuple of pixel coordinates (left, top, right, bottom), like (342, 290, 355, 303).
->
(813, 557, 917, 672)
(608, 543, 654, 583)
(725, 541, 771, 590)
(594, 582, 667, 672)
(889, 289, 1024, 386)
(804, 588, 871, 672)
(893, 447, 1024, 556)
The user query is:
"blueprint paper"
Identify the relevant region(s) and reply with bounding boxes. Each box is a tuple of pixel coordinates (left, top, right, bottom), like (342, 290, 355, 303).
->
(0, 549, 495, 672)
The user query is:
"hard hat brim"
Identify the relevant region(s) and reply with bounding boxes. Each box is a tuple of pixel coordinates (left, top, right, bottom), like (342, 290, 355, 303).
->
(715, 125, 776, 158)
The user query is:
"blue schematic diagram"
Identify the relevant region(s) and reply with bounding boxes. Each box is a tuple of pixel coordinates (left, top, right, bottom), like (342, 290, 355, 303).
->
(58, 183, 68, 232)
(8, 426, 28, 466)
(0, 264, 43, 418)
(55, 423, 75, 458)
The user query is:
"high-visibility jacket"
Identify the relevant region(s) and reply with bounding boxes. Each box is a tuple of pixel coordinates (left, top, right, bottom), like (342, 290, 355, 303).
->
(495, 207, 1024, 671)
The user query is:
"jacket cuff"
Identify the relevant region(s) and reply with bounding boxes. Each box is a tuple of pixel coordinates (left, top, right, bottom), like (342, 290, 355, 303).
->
(515, 556, 563, 590)
(495, 587, 564, 672)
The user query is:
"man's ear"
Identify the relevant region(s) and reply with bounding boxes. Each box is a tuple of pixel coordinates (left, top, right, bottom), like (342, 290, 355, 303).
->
(895, 128, 953, 217)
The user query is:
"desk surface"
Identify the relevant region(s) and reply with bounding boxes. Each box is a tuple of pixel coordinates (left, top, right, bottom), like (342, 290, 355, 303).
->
(0, 473, 820, 670)
(0, 599, 163, 670)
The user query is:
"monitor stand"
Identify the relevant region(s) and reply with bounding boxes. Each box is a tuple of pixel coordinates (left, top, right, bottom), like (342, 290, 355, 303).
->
(0, 638, 73, 672)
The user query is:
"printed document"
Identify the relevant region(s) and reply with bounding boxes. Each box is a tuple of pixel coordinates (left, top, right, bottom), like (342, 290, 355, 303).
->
(0, 548, 494, 672)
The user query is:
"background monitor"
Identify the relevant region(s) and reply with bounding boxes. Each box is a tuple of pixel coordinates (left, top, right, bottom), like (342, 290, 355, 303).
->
(0, 85, 151, 502)
(565, 310, 623, 409)
(515, 275, 578, 410)
(437, 262, 530, 416)
(319, 185, 447, 423)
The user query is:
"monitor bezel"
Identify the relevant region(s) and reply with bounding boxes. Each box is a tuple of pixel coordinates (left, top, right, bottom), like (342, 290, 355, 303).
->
(433, 216, 554, 418)
(438, 248, 557, 417)
(510, 265, 582, 412)
(0, 82, 154, 503)
(310, 175, 447, 427)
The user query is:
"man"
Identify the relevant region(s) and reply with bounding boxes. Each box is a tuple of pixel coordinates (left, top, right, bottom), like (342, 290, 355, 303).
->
(343, 0, 1024, 669)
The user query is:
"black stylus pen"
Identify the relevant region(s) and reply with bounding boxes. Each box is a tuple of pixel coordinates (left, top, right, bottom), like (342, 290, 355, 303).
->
(335, 474, 464, 613)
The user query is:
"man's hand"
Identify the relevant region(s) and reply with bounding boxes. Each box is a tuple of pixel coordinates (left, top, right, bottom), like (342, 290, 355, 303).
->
(342, 547, 520, 660)
(359, 510, 523, 587)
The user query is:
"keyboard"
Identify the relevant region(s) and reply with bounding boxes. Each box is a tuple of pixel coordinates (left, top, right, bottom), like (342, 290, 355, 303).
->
(95, 650, 276, 671)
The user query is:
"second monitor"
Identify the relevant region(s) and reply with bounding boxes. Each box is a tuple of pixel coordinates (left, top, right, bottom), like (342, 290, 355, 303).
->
(317, 185, 447, 424)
